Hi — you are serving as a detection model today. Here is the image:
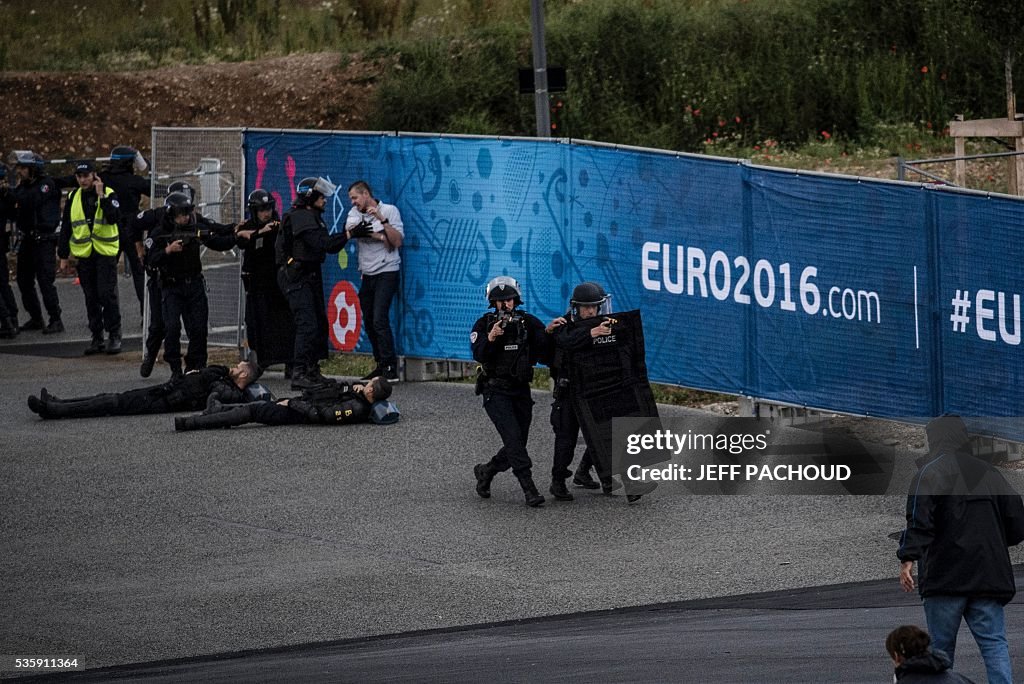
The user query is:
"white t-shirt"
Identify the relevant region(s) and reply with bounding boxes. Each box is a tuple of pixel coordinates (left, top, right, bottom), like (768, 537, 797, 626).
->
(344, 200, 403, 276)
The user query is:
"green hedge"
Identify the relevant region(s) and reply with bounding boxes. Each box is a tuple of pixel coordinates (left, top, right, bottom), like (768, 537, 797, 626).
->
(374, 0, 1011, 149)
(1, 0, 1012, 150)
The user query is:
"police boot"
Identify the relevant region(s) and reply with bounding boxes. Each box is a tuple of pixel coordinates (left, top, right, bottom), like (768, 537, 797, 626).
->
(140, 351, 157, 378)
(0, 317, 17, 339)
(515, 472, 545, 507)
(473, 462, 499, 498)
(35, 394, 120, 419)
(84, 337, 105, 355)
(105, 335, 122, 355)
(41, 318, 64, 335)
(175, 404, 254, 432)
(168, 362, 184, 383)
(572, 464, 600, 489)
(549, 478, 574, 501)
(291, 370, 327, 391)
(26, 395, 51, 418)
(600, 476, 623, 495)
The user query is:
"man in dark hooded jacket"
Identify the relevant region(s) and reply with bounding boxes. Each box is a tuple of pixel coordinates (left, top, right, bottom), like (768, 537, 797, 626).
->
(898, 416, 1024, 684)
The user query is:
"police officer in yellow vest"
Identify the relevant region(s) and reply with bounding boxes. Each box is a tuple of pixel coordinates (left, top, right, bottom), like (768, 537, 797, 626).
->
(58, 161, 123, 354)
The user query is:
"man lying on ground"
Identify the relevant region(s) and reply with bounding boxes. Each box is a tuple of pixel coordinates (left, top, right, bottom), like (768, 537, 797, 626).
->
(174, 376, 396, 431)
(27, 361, 260, 420)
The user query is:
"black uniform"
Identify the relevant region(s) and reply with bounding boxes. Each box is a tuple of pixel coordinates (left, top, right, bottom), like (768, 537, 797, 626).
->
(14, 174, 62, 327)
(101, 168, 151, 311)
(147, 213, 235, 374)
(275, 202, 347, 379)
(57, 186, 122, 343)
(470, 309, 551, 479)
(176, 382, 373, 431)
(237, 213, 294, 367)
(0, 183, 18, 333)
(28, 366, 247, 419)
(550, 318, 596, 483)
(133, 207, 168, 364)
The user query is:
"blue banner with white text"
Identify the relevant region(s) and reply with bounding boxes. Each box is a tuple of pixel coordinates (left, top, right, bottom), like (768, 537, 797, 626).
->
(242, 130, 1024, 437)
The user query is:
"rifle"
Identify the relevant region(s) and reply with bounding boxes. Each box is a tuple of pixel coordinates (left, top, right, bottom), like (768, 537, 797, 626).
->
(152, 220, 233, 249)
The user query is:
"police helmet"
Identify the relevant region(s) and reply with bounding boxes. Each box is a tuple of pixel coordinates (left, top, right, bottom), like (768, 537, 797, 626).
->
(296, 176, 336, 205)
(247, 188, 275, 214)
(370, 400, 401, 425)
(10, 150, 44, 172)
(108, 145, 148, 173)
(167, 181, 195, 204)
(570, 282, 608, 307)
(486, 276, 522, 306)
(164, 191, 194, 219)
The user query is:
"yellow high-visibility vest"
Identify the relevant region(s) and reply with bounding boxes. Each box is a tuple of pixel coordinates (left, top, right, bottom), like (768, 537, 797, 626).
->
(68, 187, 119, 258)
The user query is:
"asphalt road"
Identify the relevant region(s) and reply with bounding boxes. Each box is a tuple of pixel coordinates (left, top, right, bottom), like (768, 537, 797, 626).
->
(3, 284, 1024, 682)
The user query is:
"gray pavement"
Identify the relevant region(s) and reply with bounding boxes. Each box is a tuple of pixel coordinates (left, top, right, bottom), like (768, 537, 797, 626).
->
(25, 571, 1024, 683)
(3, 329, 1024, 682)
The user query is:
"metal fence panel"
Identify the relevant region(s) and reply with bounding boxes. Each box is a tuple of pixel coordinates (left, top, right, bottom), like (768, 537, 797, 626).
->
(149, 128, 245, 350)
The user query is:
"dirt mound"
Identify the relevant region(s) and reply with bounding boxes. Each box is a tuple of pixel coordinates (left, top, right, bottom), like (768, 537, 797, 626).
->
(0, 52, 384, 160)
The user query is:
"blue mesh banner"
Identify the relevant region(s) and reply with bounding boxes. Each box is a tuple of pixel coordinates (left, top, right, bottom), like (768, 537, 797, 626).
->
(242, 131, 1024, 437)
(933, 190, 1024, 438)
(745, 168, 934, 417)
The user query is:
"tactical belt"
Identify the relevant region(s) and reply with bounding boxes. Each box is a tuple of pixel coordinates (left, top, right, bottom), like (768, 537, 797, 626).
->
(161, 273, 204, 286)
(485, 378, 521, 391)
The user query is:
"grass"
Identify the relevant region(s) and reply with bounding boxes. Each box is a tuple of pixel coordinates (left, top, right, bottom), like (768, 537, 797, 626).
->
(701, 123, 1018, 194)
(318, 351, 731, 409)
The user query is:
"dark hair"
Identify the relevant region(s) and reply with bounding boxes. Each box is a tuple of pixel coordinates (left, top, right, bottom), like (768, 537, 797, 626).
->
(239, 360, 261, 384)
(886, 625, 930, 660)
(371, 376, 392, 401)
(348, 180, 372, 195)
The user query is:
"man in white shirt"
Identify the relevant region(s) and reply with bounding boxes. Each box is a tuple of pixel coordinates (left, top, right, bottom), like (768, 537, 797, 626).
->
(344, 180, 404, 382)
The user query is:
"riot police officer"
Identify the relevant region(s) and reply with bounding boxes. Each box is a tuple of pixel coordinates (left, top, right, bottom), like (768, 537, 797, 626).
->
(133, 181, 195, 377)
(237, 189, 294, 373)
(276, 176, 348, 391)
(27, 360, 259, 419)
(550, 282, 615, 498)
(10, 151, 63, 333)
(57, 161, 123, 354)
(471, 276, 552, 507)
(146, 191, 235, 380)
(0, 164, 19, 338)
(175, 377, 392, 431)
(103, 145, 152, 313)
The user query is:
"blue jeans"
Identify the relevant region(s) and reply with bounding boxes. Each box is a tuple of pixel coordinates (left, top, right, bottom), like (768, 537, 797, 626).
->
(923, 595, 1013, 684)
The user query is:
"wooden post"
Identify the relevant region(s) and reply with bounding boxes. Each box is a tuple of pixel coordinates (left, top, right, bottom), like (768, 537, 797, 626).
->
(1015, 134, 1024, 196)
(949, 117, 1024, 195)
(954, 136, 966, 188)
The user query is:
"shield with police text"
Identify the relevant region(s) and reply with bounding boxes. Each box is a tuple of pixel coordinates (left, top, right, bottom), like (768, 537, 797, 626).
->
(568, 310, 662, 496)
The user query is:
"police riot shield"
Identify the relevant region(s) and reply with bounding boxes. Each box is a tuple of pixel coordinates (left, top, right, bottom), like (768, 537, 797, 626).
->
(567, 310, 661, 497)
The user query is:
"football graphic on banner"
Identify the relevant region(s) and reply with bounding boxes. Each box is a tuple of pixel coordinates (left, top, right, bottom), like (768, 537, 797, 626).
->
(328, 281, 361, 351)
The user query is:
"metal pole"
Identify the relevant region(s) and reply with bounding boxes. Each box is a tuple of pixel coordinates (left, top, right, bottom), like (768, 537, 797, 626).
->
(530, 0, 551, 138)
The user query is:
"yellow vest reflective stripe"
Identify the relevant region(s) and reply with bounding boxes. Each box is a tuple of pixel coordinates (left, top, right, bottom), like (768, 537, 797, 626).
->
(69, 187, 119, 258)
